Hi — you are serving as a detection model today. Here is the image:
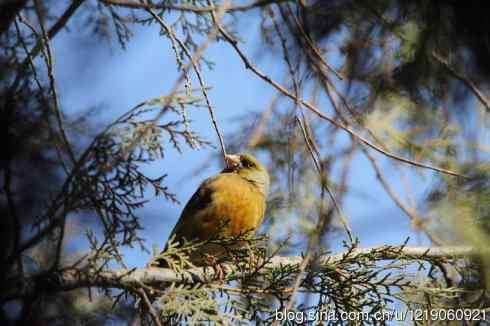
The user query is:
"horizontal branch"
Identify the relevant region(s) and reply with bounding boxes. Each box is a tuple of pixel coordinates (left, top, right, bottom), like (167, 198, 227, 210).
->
(3, 245, 479, 301)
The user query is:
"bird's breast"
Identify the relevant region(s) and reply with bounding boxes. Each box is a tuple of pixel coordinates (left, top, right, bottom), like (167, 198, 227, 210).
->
(198, 174, 266, 239)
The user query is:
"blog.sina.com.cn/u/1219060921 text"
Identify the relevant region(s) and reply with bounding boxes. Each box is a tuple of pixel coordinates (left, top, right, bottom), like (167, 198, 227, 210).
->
(274, 309, 488, 323)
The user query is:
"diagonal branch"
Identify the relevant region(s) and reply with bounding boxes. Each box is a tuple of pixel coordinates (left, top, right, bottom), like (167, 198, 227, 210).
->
(209, 14, 467, 179)
(433, 51, 490, 113)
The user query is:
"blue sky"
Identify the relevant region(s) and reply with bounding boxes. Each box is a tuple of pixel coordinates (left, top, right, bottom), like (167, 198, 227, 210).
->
(49, 9, 434, 268)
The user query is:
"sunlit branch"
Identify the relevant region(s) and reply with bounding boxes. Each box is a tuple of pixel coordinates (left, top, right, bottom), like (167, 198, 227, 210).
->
(3, 245, 478, 301)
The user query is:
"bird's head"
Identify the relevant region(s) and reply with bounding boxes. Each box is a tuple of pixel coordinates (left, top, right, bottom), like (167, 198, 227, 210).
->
(224, 153, 270, 197)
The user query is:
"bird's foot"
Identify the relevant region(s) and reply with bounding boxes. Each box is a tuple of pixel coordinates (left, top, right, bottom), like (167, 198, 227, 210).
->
(247, 252, 261, 268)
(212, 263, 227, 281)
(203, 256, 228, 281)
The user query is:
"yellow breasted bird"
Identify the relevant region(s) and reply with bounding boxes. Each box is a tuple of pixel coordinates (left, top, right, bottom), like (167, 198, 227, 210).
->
(156, 153, 269, 267)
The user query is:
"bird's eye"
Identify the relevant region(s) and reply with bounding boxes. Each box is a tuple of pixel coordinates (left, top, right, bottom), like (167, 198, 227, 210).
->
(242, 160, 254, 168)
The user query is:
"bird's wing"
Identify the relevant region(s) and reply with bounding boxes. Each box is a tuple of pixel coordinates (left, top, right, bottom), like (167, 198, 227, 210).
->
(165, 176, 217, 246)
(165, 173, 265, 246)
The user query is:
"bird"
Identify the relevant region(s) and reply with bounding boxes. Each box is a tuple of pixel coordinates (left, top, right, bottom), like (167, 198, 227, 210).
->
(154, 153, 270, 268)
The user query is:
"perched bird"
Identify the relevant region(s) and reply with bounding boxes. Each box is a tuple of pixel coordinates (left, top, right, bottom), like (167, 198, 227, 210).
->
(156, 153, 270, 267)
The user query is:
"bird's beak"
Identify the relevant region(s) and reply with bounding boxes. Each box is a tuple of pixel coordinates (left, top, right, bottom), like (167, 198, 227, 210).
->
(225, 154, 241, 169)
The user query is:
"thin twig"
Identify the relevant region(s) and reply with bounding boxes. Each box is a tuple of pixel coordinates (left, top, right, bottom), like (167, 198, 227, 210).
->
(269, 7, 300, 99)
(16, 15, 70, 175)
(433, 51, 490, 113)
(362, 147, 444, 245)
(319, 66, 443, 245)
(146, 7, 227, 159)
(275, 111, 352, 318)
(281, 3, 345, 81)
(33, 0, 76, 164)
(138, 288, 163, 326)
(278, 252, 312, 323)
(296, 116, 353, 242)
(18, 0, 84, 74)
(247, 95, 277, 148)
(33, 0, 76, 270)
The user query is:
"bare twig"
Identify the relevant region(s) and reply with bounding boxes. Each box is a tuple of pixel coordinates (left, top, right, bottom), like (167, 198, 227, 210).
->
(433, 51, 490, 113)
(319, 64, 443, 244)
(279, 251, 312, 322)
(18, 0, 84, 72)
(272, 115, 353, 322)
(138, 288, 163, 326)
(362, 148, 444, 245)
(33, 0, 76, 164)
(281, 3, 345, 81)
(269, 7, 300, 99)
(296, 116, 353, 242)
(16, 15, 71, 175)
(33, 0, 76, 270)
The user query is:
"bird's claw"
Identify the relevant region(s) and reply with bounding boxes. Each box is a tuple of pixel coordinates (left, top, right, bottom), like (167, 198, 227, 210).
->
(203, 255, 228, 281)
(212, 263, 226, 281)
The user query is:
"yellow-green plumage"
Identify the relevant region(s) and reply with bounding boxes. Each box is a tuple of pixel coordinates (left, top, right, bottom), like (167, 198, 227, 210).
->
(158, 153, 269, 266)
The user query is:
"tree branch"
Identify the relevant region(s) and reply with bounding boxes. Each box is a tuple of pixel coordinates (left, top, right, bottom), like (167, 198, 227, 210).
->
(433, 51, 490, 113)
(100, 0, 289, 13)
(19, 0, 84, 70)
(209, 14, 467, 179)
(3, 245, 479, 301)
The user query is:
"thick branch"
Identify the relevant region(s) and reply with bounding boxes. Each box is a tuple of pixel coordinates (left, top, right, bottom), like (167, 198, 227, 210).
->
(3, 245, 478, 301)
